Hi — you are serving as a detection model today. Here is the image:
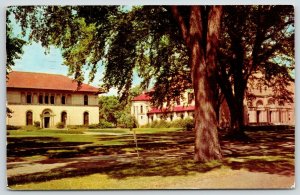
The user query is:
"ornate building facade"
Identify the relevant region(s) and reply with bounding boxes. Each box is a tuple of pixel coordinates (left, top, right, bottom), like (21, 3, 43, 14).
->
(131, 83, 294, 127)
(6, 71, 101, 128)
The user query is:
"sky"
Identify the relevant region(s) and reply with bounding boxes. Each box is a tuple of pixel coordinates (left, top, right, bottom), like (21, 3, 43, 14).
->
(9, 7, 141, 96)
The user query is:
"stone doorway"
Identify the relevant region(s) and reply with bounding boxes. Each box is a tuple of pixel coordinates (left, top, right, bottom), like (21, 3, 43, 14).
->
(41, 109, 53, 128)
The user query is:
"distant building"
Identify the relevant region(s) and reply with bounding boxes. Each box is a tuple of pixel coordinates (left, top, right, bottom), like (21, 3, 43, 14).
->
(244, 78, 295, 125)
(131, 81, 294, 127)
(6, 71, 102, 128)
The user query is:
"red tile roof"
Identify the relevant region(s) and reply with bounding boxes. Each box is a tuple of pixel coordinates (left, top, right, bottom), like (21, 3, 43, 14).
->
(132, 93, 151, 101)
(148, 106, 195, 114)
(7, 71, 101, 93)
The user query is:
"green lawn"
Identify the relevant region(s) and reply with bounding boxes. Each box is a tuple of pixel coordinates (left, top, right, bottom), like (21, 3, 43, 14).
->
(7, 127, 295, 189)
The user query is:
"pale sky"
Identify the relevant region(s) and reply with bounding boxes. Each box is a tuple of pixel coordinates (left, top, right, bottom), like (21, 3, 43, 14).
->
(10, 8, 142, 96)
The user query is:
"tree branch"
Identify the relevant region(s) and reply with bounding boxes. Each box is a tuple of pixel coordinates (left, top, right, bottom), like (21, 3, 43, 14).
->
(171, 6, 190, 46)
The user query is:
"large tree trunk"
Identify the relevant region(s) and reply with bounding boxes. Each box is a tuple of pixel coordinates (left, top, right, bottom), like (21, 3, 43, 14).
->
(172, 6, 223, 162)
(224, 85, 249, 140)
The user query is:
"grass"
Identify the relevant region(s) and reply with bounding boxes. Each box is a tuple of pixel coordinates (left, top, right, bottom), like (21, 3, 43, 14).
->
(7, 127, 295, 189)
(10, 166, 231, 190)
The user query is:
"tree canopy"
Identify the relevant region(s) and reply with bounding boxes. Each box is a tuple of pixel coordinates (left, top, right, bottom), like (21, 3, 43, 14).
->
(217, 5, 294, 131)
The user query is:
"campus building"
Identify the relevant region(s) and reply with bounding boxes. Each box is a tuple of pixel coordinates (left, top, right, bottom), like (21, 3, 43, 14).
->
(131, 83, 295, 127)
(244, 79, 295, 125)
(6, 71, 101, 128)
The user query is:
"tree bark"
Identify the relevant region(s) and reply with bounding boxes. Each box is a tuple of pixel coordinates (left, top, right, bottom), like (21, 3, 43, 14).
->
(172, 6, 223, 162)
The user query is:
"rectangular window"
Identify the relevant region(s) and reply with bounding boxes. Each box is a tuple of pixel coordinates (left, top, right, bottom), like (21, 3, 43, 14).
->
(45, 95, 49, 104)
(26, 94, 32, 104)
(141, 105, 143, 114)
(50, 95, 55, 104)
(188, 93, 194, 104)
(176, 97, 180, 106)
(39, 95, 43, 104)
(61, 96, 66, 104)
(84, 95, 88, 105)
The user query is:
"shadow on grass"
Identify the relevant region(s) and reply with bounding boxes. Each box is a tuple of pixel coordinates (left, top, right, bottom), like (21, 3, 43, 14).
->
(7, 128, 295, 186)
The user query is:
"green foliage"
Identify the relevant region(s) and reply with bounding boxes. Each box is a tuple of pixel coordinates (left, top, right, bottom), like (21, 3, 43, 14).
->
(171, 118, 194, 130)
(20, 125, 40, 131)
(117, 113, 137, 129)
(34, 121, 40, 128)
(87, 124, 100, 129)
(6, 125, 21, 130)
(149, 120, 171, 128)
(6, 9, 26, 78)
(56, 122, 65, 129)
(143, 118, 194, 130)
(98, 96, 123, 125)
(67, 125, 87, 130)
(98, 119, 114, 128)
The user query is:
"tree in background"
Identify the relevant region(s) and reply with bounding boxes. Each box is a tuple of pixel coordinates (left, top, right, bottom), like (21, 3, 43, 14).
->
(98, 96, 123, 126)
(6, 10, 26, 118)
(98, 85, 142, 127)
(6, 12, 26, 78)
(217, 6, 294, 135)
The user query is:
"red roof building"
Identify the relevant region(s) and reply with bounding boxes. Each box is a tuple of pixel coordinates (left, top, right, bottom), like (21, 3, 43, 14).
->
(131, 93, 151, 101)
(7, 71, 101, 93)
(6, 71, 101, 128)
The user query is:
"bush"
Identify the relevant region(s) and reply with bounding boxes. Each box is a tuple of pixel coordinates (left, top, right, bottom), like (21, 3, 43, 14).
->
(34, 121, 40, 128)
(88, 124, 99, 129)
(56, 122, 65, 129)
(183, 118, 194, 131)
(170, 119, 186, 128)
(149, 120, 170, 128)
(6, 125, 21, 130)
(98, 119, 114, 128)
(20, 125, 40, 130)
(117, 114, 137, 129)
(145, 118, 194, 130)
(67, 125, 87, 129)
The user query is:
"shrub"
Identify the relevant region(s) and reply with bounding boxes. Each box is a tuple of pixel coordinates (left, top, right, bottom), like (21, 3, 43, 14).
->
(34, 121, 40, 128)
(117, 114, 137, 129)
(98, 119, 114, 128)
(150, 120, 170, 128)
(67, 125, 87, 129)
(20, 125, 40, 130)
(170, 119, 186, 128)
(88, 124, 100, 129)
(6, 125, 21, 130)
(183, 118, 194, 131)
(146, 118, 194, 130)
(56, 122, 65, 129)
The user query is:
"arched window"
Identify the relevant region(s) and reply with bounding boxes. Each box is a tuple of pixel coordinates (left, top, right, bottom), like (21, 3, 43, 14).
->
(256, 100, 264, 107)
(61, 112, 67, 126)
(247, 100, 253, 107)
(279, 100, 285, 106)
(84, 95, 88, 105)
(26, 111, 33, 126)
(267, 98, 275, 105)
(83, 112, 89, 125)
